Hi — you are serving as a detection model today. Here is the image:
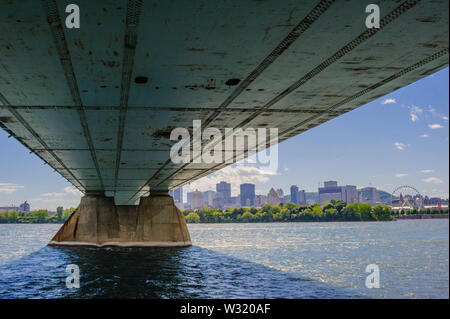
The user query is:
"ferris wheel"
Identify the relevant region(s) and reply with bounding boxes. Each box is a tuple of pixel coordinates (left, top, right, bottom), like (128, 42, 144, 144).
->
(390, 185, 423, 211)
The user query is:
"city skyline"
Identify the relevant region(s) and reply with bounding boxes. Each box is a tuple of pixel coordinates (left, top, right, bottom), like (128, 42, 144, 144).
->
(1, 68, 448, 210)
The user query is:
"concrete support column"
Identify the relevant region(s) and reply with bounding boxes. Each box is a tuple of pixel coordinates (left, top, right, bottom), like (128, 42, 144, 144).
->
(48, 194, 191, 247)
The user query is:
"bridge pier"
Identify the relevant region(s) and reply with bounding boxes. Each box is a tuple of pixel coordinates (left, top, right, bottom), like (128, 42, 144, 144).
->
(48, 192, 191, 247)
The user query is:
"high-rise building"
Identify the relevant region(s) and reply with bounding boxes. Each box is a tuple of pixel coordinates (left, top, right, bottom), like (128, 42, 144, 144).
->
(240, 183, 255, 207)
(298, 190, 306, 205)
(255, 195, 267, 207)
(319, 181, 342, 205)
(229, 196, 241, 208)
(359, 187, 377, 206)
(318, 181, 358, 205)
(186, 191, 193, 205)
(276, 188, 284, 199)
(169, 187, 183, 203)
(324, 181, 338, 188)
(290, 185, 299, 204)
(212, 196, 225, 209)
(203, 190, 215, 207)
(342, 185, 358, 204)
(190, 190, 204, 210)
(173, 187, 182, 203)
(267, 188, 281, 206)
(216, 181, 231, 202)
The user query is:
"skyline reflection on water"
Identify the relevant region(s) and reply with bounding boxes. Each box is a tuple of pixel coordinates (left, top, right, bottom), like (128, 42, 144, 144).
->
(0, 220, 448, 298)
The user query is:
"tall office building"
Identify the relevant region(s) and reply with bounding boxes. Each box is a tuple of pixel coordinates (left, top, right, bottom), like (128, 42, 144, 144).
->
(267, 188, 281, 206)
(190, 190, 204, 210)
(174, 187, 183, 203)
(359, 187, 377, 206)
(324, 181, 338, 188)
(240, 183, 255, 207)
(318, 181, 358, 205)
(342, 185, 358, 204)
(186, 191, 193, 206)
(169, 187, 183, 203)
(276, 188, 284, 199)
(298, 190, 306, 205)
(255, 195, 267, 207)
(216, 181, 231, 203)
(203, 190, 215, 207)
(290, 185, 299, 204)
(318, 181, 342, 205)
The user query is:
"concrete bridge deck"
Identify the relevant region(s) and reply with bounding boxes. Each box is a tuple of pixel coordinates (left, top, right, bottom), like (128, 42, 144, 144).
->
(0, 0, 448, 246)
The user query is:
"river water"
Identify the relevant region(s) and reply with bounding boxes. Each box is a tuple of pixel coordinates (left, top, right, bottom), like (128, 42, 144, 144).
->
(0, 220, 448, 298)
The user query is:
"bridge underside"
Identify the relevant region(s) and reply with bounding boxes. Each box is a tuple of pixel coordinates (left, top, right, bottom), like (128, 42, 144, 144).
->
(0, 0, 448, 205)
(0, 1, 448, 246)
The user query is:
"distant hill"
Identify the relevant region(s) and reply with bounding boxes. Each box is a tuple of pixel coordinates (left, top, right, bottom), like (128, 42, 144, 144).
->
(377, 190, 394, 204)
(305, 192, 318, 203)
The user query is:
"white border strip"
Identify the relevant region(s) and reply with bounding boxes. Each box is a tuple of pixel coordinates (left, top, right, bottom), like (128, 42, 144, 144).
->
(48, 241, 192, 248)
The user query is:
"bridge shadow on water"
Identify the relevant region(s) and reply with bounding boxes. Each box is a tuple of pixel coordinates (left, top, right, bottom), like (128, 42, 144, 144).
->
(0, 245, 361, 298)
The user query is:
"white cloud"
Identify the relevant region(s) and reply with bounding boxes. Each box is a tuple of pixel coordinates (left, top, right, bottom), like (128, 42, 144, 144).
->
(420, 169, 434, 173)
(425, 188, 450, 198)
(428, 124, 444, 130)
(24, 187, 83, 210)
(185, 163, 276, 197)
(395, 173, 408, 178)
(394, 142, 407, 150)
(428, 106, 449, 121)
(31, 197, 80, 211)
(420, 134, 429, 138)
(409, 105, 423, 122)
(42, 192, 66, 197)
(422, 177, 444, 184)
(381, 98, 396, 104)
(0, 183, 24, 194)
(64, 186, 83, 196)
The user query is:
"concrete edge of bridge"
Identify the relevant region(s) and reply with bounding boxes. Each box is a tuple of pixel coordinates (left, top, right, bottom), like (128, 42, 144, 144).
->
(47, 241, 192, 248)
(48, 192, 192, 248)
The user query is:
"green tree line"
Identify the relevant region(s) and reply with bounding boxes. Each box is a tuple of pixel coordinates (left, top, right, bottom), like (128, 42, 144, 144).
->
(0, 207, 75, 224)
(182, 199, 448, 223)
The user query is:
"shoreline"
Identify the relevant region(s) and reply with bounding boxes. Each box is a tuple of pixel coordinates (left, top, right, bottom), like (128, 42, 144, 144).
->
(393, 214, 449, 220)
(2, 217, 449, 225)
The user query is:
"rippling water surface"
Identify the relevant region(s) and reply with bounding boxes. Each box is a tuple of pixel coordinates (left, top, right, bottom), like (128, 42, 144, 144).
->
(0, 220, 448, 298)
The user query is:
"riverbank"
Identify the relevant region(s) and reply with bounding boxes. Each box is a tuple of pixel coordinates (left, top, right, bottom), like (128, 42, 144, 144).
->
(394, 214, 449, 220)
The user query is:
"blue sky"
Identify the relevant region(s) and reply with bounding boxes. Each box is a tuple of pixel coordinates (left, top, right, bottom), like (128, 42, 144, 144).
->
(1, 68, 448, 210)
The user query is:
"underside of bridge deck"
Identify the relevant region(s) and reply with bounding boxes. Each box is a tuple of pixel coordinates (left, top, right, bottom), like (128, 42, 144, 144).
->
(0, 0, 448, 246)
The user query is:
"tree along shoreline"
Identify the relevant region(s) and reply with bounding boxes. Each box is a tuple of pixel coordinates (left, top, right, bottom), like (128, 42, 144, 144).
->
(0, 201, 448, 224)
(0, 207, 74, 224)
(182, 200, 449, 224)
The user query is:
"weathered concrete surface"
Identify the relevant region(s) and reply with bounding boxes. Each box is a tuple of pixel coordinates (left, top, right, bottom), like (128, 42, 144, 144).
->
(0, 1, 448, 205)
(49, 195, 191, 247)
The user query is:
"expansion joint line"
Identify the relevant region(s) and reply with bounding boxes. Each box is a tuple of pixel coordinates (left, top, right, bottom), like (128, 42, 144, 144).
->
(114, 0, 144, 196)
(41, 0, 104, 192)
